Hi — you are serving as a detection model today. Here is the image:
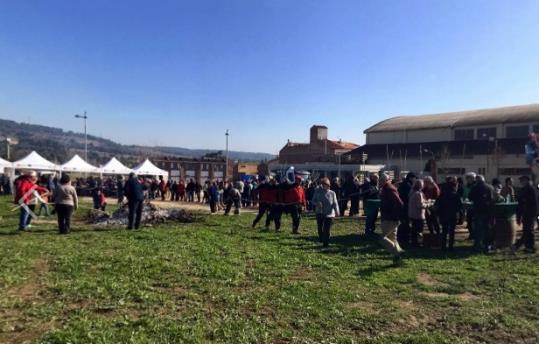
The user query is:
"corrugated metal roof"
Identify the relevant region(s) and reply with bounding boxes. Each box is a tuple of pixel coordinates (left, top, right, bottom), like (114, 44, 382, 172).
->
(365, 103, 539, 133)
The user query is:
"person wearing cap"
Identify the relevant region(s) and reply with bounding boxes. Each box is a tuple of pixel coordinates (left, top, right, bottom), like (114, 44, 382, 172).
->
(379, 173, 405, 265)
(513, 175, 538, 253)
(312, 177, 340, 247)
(14, 171, 48, 231)
(282, 176, 306, 234)
(124, 172, 144, 230)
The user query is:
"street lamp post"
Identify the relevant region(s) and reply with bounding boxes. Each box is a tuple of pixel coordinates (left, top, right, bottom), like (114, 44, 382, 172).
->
(75, 112, 88, 162)
(3, 137, 18, 160)
(225, 129, 229, 181)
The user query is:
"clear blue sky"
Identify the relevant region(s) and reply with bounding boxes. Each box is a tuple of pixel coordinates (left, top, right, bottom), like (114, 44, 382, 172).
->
(1, 0, 539, 154)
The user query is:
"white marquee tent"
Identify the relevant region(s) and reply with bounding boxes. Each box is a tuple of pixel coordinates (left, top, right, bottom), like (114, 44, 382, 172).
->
(0, 157, 11, 174)
(12, 151, 58, 171)
(100, 157, 133, 175)
(132, 159, 168, 177)
(61, 154, 99, 173)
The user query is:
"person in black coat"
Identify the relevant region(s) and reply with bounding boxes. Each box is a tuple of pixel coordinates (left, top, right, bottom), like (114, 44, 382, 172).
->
(116, 176, 125, 204)
(124, 172, 144, 230)
(397, 172, 416, 246)
(514, 175, 538, 253)
(468, 175, 496, 252)
(435, 177, 463, 250)
(343, 176, 360, 217)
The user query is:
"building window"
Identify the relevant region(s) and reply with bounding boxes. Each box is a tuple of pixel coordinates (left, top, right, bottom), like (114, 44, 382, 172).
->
(498, 168, 531, 176)
(506, 125, 529, 138)
(533, 124, 539, 134)
(437, 168, 465, 175)
(477, 127, 496, 140)
(454, 129, 474, 140)
(478, 167, 486, 176)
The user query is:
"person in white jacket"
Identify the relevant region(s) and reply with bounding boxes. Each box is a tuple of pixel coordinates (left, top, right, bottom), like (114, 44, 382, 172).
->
(312, 178, 340, 247)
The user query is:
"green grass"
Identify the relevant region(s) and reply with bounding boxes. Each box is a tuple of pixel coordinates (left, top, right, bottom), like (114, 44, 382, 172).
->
(0, 195, 538, 343)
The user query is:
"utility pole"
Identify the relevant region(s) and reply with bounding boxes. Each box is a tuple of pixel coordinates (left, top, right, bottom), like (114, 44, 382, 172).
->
(225, 129, 229, 180)
(75, 112, 88, 162)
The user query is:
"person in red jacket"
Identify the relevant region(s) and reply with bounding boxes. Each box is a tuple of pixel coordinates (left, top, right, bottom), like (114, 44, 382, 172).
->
(282, 176, 307, 234)
(423, 176, 441, 235)
(252, 176, 274, 229)
(177, 180, 186, 201)
(379, 173, 405, 266)
(158, 176, 167, 201)
(15, 171, 48, 231)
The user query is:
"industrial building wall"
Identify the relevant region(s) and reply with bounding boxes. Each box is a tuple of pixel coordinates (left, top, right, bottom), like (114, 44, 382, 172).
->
(368, 153, 529, 182)
(367, 128, 452, 145)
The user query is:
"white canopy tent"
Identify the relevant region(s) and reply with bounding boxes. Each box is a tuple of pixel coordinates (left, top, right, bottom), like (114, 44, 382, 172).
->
(132, 159, 168, 177)
(12, 151, 58, 171)
(100, 157, 133, 175)
(0, 157, 11, 174)
(61, 154, 99, 173)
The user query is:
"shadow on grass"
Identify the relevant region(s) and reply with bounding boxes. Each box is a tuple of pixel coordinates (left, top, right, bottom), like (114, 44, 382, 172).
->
(290, 232, 477, 261)
(0, 225, 126, 236)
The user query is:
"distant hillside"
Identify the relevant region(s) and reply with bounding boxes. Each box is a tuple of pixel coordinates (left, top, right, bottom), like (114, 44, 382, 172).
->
(0, 118, 276, 165)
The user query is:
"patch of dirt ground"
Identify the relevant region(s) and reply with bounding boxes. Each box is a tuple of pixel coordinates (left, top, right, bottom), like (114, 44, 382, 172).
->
(416, 272, 449, 288)
(420, 291, 479, 301)
(0, 257, 58, 344)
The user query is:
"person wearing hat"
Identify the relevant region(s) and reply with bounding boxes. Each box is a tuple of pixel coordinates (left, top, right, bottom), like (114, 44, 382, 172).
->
(379, 173, 405, 265)
(312, 177, 340, 247)
(124, 172, 144, 230)
(282, 175, 306, 234)
(513, 175, 538, 253)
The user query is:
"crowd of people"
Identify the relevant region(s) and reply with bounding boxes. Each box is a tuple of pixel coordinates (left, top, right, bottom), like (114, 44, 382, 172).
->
(7, 167, 538, 266)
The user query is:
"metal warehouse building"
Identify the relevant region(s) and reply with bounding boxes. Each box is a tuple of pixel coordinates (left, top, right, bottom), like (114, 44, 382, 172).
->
(347, 103, 539, 181)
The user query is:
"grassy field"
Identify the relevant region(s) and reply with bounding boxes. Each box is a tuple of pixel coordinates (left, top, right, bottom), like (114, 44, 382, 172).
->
(0, 195, 538, 344)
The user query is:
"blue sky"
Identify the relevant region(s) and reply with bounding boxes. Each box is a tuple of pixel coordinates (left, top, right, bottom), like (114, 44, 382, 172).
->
(1, 0, 539, 154)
